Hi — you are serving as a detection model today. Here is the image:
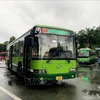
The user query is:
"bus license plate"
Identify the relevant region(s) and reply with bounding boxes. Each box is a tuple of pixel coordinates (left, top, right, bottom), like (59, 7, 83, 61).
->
(56, 76, 62, 80)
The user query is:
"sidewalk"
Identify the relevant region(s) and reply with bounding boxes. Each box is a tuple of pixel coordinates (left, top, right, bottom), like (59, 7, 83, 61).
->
(0, 61, 6, 68)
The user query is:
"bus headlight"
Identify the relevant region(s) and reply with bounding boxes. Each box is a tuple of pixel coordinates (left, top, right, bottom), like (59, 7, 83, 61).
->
(33, 69, 46, 74)
(70, 68, 76, 72)
(39, 70, 46, 73)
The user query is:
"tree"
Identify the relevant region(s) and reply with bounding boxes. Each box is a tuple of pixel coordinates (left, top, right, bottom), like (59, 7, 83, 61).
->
(9, 36, 16, 43)
(77, 29, 87, 48)
(0, 43, 6, 52)
(78, 27, 99, 49)
(0, 36, 16, 52)
(85, 27, 96, 48)
(95, 25, 100, 47)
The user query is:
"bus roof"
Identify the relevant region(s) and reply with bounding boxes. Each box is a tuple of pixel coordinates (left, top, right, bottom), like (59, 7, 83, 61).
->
(34, 24, 73, 32)
(7, 25, 74, 48)
(79, 48, 91, 50)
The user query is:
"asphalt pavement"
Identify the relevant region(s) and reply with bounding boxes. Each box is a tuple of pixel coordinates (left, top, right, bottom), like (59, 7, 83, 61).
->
(0, 61, 100, 100)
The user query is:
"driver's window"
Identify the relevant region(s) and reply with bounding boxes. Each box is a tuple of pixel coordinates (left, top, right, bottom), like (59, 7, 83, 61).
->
(32, 37, 39, 59)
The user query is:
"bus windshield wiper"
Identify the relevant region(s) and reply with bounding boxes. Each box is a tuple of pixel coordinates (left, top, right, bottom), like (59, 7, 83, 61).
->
(61, 51, 71, 63)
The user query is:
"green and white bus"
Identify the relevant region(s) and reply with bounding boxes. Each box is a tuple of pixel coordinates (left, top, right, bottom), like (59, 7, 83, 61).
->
(6, 25, 76, 83)
(78, 48, 97, 64)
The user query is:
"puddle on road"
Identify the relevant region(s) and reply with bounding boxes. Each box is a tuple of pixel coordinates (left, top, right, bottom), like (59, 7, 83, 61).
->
(77, 63, 100, 98)
(77, 63, 100, 85)
(82, 89, 100, 98)
(2, 69, 25, 86)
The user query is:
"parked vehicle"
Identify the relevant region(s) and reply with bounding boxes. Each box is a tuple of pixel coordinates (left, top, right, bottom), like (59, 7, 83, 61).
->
(77, 48, 97, 64)
(0, 52, 6, 61)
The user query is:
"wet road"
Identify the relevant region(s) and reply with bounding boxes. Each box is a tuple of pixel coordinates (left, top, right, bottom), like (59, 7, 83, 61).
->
(0, 61, 100, 100)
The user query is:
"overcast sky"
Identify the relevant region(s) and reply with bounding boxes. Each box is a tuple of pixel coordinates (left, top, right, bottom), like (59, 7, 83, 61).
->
(0, 0, 100, 43)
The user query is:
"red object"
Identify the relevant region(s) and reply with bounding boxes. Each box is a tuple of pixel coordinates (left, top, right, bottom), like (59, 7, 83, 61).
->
(0, 52, 6, 61)
(42, 28, 48, 33)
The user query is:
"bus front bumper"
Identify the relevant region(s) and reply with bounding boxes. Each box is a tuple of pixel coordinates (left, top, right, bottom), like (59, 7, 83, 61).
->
(29, 72, 76, 81)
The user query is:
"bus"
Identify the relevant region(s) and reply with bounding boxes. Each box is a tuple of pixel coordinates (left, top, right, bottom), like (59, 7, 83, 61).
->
(95, 48, 100, 66)
(0, 52, 6, 61)
(77, 48, 97, 64)
(6, 25, 76, 84)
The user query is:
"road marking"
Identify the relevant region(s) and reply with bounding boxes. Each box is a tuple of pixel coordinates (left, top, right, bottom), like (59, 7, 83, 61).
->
(0, 86, 22, 100)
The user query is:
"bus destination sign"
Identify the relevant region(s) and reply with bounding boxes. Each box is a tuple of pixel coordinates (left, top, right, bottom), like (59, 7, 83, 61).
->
(35, 27, 70, 35)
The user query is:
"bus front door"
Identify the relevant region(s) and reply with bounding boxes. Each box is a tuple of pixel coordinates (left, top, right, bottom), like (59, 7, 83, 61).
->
(23, 36, 31, 77)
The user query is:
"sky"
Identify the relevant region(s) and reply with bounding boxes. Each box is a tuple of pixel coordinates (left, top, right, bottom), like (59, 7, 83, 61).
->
(0, 0, 100, 43)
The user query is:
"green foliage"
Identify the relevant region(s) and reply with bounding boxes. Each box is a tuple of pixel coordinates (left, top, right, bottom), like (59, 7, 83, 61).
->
(0, 43, 6, 52)
(9, 36, 16, 43)
(0, 36, 16, 52)
(77, 25, 100, 49)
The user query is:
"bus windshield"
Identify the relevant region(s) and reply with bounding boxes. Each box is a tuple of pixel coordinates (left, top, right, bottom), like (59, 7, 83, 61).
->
(38, 34, 75, 59)
(78, 51, 89, 57)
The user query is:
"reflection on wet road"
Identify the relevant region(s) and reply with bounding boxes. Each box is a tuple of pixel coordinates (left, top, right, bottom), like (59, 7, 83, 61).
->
(77, 62, 100, 98)
(0, 61, 100, 100)
(77, 63, 100, 83)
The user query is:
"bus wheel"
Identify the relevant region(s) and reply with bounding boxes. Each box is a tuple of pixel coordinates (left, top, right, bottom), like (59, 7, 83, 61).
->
(17, 62, 23, 76)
